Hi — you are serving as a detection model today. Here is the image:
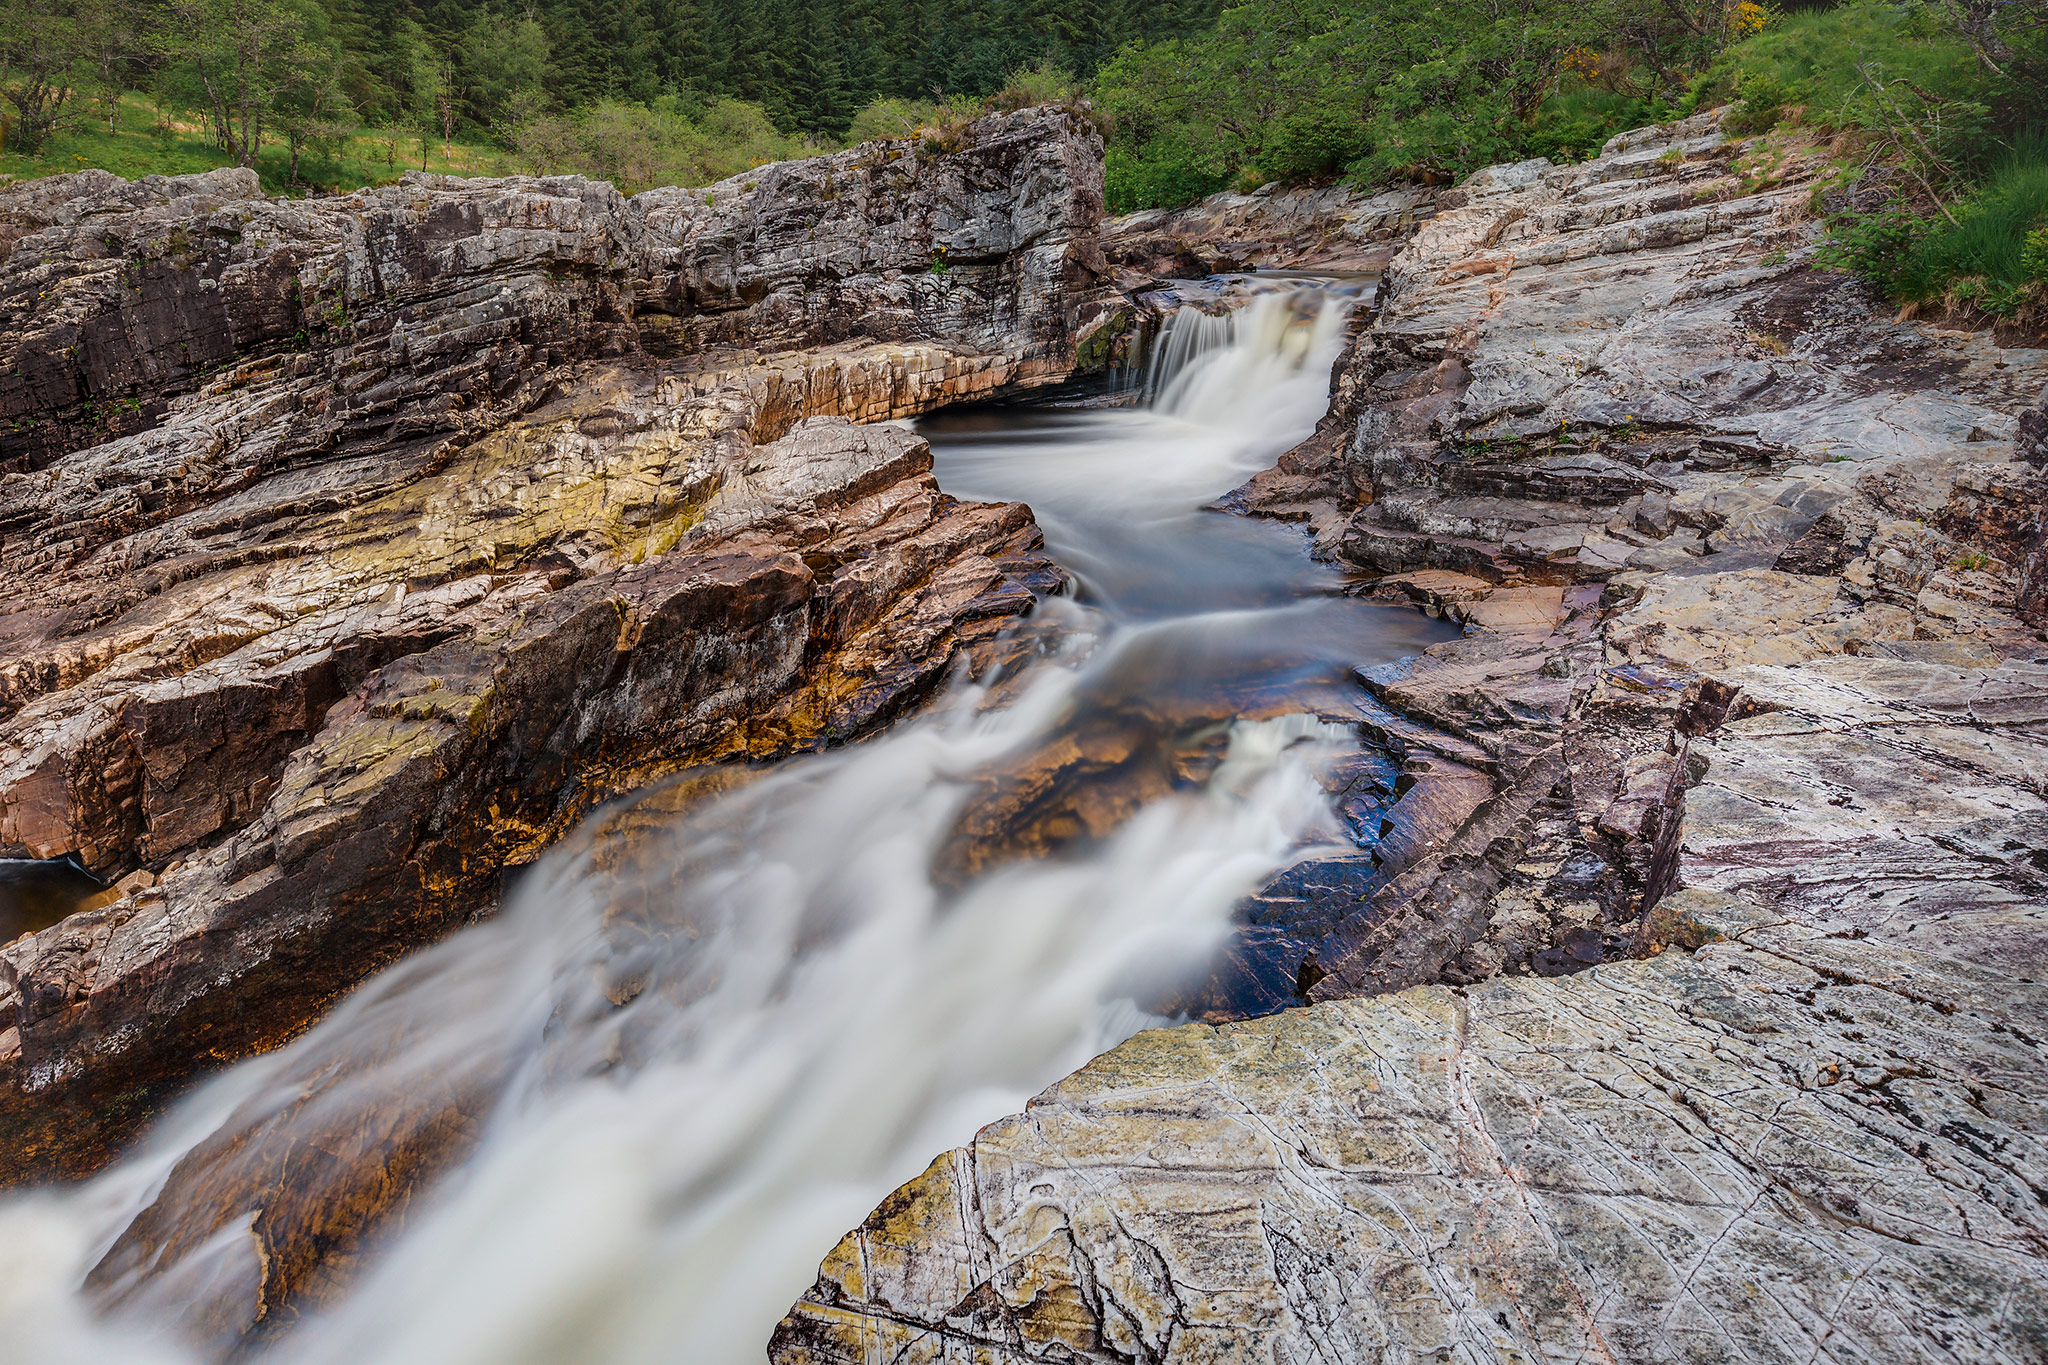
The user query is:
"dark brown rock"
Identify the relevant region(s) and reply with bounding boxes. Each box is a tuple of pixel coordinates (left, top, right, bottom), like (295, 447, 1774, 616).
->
(0, 106, 1105, 1184)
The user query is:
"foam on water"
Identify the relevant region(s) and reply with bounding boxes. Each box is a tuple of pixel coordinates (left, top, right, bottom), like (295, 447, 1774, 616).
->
(0, 286, 1432, 1364)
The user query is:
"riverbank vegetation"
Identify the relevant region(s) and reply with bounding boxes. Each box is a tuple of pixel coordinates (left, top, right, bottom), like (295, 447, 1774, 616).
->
(3, 0, 2043, 321)
(0, 0, 1198, 194)
(1091, 0, 2043, 328)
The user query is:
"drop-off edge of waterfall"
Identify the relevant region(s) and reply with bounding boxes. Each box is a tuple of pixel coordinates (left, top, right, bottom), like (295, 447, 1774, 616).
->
(0, 282, 1455, 1364)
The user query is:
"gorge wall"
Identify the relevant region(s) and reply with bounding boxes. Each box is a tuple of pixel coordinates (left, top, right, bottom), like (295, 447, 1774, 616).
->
(775, 110, 2048, 1363)
(0, 107, 1109, 1182)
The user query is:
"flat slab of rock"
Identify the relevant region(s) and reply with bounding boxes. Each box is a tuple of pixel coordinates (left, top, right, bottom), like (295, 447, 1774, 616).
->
(779, 110, 2048, 1363)
(774, 883, 2048, 1364)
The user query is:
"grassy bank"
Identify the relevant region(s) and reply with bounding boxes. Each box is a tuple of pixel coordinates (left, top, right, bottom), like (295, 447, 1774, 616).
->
(1695, 1, 2047, 327)
(0, 96, 516, 197)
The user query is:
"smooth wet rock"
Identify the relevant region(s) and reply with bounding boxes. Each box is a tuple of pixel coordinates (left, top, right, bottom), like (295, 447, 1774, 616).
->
(0, 107, 1104, 1183)
(786, 112, 2048, 1363)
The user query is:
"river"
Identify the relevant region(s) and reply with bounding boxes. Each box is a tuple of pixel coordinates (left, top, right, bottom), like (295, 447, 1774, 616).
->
(0, 284, 1455, 1363)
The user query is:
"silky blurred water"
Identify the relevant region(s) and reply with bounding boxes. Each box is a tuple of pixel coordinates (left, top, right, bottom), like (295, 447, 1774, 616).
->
(0, 285, 1450, 1364)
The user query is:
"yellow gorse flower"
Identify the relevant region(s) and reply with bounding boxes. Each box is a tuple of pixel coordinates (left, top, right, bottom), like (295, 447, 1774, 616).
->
(1728, 0, 1770, 38)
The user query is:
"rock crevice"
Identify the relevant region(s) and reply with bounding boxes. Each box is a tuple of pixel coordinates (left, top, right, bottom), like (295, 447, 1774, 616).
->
(775, 109, 2048, 1363)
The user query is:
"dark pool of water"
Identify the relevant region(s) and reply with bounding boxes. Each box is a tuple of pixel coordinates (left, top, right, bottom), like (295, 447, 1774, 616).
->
(1, 857, 110, 944)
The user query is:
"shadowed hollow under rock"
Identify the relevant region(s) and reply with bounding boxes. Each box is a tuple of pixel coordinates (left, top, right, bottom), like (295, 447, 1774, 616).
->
(0, 106, 1111, 1183)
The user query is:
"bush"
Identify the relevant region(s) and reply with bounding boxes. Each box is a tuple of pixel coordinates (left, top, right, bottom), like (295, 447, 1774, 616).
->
(507, 96, 814, 193)
(2025, 225, 2048, 284)
(1523, 88, 1665, 164)
(1690, 1, 1989, 155)
(1821, 134, 2048, 318)
(846, 97, 937, 143)
(1105, 139, 1230, 213)
(988, 60, 1081, 113)
(1722, 70, 1791, 135)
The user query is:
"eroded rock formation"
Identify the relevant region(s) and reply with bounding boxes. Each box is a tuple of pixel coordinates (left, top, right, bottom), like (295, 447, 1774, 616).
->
(1102, 181, 1435, 283)
(0, 107, 1106, 1182)
(777, 110, 2048, 1362)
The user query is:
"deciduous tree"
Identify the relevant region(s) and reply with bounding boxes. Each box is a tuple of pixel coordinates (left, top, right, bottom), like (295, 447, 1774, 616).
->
(0, 0, 84, 153)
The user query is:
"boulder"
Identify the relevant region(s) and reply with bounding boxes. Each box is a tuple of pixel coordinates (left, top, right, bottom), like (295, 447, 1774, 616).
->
(0, 107, 1104, 1183)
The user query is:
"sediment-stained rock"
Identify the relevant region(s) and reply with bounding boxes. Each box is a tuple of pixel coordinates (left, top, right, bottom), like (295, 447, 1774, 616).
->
(1102, 181, 1435, 283)
(779, 111, 2048, 1362)
(0, 107, 1104, 1182)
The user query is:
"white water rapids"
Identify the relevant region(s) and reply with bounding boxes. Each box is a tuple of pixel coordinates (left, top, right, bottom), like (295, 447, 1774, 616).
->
(0, 286, 1449, 1363)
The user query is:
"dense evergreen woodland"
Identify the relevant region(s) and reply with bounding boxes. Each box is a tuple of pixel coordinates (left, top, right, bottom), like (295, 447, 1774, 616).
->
(0, 0, 1217, 160)
(1, 0, 2044, 321)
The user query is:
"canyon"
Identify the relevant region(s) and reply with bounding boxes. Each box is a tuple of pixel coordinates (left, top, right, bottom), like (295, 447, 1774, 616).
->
(0, 102, 2043, 1364)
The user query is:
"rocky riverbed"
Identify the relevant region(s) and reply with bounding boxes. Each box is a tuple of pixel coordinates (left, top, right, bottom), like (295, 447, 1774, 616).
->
(3, 101, 2044, 1362)
(0, 107, 1109, 1182)
(774, 110, 2048, 1363)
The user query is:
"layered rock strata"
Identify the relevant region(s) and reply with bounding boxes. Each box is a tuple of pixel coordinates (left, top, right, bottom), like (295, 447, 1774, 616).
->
(0, 107, 1105, 1182)
(1102, 181, 1435, 283)
(776, 111, 2048, 1361)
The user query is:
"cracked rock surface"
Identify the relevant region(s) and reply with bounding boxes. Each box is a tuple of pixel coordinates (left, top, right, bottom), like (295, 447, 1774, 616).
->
(0, 107, 1106, 1182)
(773, 110, 2048, 1362)
(774, 881, 2046, 1365)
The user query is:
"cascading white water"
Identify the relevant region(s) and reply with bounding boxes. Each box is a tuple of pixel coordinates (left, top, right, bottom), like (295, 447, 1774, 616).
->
(1142, 303, 1232, 401)
(0, 284, 1440, 1365)
(1141, 289, 1349, 417)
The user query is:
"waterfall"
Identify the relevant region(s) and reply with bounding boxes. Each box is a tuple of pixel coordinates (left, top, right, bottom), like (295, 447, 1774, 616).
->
(0, 285, 1438, 1365)
(1143, 288, 1350, 417)
(1142, 302, 1234, 401)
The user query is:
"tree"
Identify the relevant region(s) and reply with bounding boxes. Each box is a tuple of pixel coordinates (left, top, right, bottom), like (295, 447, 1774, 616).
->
(462, 7, 549, 130)
(275, 29, 358, 184)
(783, 0, 854, 135)
(369, 16, 452, 168)
(0, 0, 84, 154)
(158, 0, 324, 166)
(78, 0, 144, 133)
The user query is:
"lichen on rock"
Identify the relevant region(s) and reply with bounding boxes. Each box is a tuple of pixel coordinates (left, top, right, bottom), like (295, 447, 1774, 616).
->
(776, 108, 2048, 1364)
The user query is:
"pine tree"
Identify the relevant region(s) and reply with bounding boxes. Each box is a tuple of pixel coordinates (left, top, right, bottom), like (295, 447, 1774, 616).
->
(782, 0, 852, 133)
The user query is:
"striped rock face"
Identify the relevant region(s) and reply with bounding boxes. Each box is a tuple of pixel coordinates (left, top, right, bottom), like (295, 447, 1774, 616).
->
(0, 107, 1107, 1187)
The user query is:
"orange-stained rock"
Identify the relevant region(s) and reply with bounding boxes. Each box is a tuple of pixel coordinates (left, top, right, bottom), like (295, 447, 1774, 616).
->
(0, 105, 1108, 1185)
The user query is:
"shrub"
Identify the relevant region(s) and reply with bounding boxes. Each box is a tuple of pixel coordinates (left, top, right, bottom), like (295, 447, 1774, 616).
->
(846, 97, 936, 144)
(1524, 88, 1665, 165)
(2024, 225, 2048, 283)
(1723, 71, 1791, 135)
(1105, 139, 1230, 214)
(988, 60, 1081, 113)
(1690, 0, 1990, 163)
(506, 96, 812, 193)
(1820, 133, 2048, 318)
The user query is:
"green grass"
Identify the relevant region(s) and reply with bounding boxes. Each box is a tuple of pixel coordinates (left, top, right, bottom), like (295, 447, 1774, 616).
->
(1, 95, 514, 197)
(1896, 144, 2048, 311)
(1819, 135, 2048, 319)
(1690, 0, 1984, 139)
